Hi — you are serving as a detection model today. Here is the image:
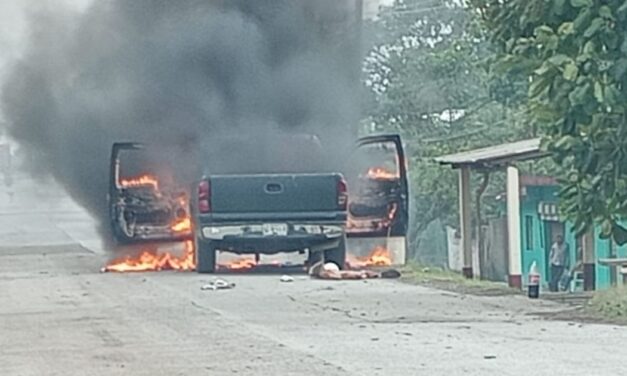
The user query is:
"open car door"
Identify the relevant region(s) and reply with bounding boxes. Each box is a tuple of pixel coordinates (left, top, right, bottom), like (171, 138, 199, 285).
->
(345, 134, 409, 264)
(109, 142, 192, 244)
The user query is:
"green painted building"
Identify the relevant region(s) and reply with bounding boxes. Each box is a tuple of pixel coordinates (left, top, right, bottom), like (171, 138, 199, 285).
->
(518, 177, 627, 289)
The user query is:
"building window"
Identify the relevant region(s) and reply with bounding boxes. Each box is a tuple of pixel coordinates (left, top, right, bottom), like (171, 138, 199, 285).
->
(525, 215, 534, 250)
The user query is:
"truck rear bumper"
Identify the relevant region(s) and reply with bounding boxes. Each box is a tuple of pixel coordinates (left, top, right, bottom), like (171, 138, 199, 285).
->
(200, 223, 344, 253)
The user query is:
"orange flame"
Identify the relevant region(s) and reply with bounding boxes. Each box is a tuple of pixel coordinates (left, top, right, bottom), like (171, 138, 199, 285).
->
(120, 174, 159, 190)
(366, 167, 398, 180)
(219, 257, 258, 270)
(347, 246, 393, 269)
(216, 257, 285, 271)
(171, 217, 192, 233)
(102, 241, 196, 272)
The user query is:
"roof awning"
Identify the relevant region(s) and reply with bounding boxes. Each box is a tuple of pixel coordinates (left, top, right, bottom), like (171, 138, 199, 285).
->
(434, 138, 547, 169)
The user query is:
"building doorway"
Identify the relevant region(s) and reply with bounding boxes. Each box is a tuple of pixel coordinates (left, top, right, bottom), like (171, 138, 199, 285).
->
(544, 221, 565, 277)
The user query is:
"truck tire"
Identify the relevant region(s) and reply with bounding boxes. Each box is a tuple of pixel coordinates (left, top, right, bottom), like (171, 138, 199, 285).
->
(324, 236, 347, 270)
(196, 239, 217, 273)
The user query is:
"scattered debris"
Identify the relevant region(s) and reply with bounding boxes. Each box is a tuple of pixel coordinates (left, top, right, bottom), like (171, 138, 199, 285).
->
(280, 275, 295, 283)
(201, 279, 235, 291)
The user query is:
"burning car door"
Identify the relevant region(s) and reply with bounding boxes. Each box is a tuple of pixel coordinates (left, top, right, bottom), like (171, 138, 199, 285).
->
(345, 134, 409, 264)
(109, 142, 192, 244)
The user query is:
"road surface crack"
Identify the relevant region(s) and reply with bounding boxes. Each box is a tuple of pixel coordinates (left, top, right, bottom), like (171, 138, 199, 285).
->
(286, 294, 372, 323)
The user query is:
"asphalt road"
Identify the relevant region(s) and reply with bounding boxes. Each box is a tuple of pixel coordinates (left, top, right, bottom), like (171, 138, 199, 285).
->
(1, 178, 626, 375)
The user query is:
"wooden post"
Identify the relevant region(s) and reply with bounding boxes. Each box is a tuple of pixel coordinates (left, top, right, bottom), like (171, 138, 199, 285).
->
(459, 167, 473, 278)
(583, 229, 596, 291)
(506, 166, 522, 289)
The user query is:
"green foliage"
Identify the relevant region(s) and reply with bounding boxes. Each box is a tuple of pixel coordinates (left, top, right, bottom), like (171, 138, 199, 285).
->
(587, 287, 627, 323)
(363, 0, 536, 245)
(468, 0, 627, 243)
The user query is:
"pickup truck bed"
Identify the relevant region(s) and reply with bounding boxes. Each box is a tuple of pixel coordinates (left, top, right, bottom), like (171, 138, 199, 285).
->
(193, 173, 348, 273)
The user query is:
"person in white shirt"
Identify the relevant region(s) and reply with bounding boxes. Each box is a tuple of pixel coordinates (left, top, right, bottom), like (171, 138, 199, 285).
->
(549, 235, 570, 292)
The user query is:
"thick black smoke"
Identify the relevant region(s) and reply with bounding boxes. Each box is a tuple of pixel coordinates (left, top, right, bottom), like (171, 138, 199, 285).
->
(2, 0, 361, 237)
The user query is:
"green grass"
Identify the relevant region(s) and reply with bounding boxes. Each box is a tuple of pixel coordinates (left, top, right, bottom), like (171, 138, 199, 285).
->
(585, 287, 627, 324)
(400, 263, 520, 296)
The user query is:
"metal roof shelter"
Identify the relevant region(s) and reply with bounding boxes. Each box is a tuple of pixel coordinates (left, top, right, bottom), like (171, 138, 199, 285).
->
(434, 137, 596, 290)
(433, 138, 541, 288)
(434, 138, 545, 168)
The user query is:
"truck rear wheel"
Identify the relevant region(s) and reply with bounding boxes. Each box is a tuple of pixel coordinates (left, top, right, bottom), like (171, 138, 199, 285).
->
(324, 236, 346, 270)
(196, 239, 217, 274)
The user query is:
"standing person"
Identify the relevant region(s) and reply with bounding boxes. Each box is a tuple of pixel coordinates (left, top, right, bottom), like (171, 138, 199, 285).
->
(549, 235, 570, 292)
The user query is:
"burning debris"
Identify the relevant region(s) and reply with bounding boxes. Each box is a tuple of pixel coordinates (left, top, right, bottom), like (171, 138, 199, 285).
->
(120, 175, 160, 190)
(216, 256, 299, 273)
(219, 257, 259, 271)
(366, 167, 399, 180)
(171, 217, 192, 234)
(347, 246, 393, 269)
(101, 241, 195, 273)
(347, 167, 400, 233)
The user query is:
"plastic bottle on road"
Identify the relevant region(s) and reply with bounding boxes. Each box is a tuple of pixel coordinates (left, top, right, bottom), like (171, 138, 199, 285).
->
(528, 261, 540, 299)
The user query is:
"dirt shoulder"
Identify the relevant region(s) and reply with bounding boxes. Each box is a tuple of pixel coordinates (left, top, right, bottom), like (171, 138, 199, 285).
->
(399, 264, 521, 297)
(399, 264, 627, 326)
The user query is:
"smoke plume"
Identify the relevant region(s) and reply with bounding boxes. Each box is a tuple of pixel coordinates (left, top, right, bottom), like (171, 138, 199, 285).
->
(2, 0, 361, 238)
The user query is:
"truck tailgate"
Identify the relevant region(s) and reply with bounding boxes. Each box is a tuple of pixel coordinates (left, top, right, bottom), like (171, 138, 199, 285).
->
(210, 174, 341, 213)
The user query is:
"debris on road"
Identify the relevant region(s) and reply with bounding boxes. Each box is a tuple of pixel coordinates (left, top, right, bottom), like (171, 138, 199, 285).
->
(280, 275, 295, 283)
(201, 279, 235, 291)
(308, 261, 401, 280)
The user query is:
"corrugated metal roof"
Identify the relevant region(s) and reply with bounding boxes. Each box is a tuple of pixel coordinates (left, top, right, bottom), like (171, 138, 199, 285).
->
(434, 138, 545, 168)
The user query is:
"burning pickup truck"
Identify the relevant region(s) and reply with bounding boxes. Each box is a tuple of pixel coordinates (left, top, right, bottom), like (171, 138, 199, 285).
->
(108, 142, 193, 243)
(106, 133, 409, 273)
(190, 134, 348, 273)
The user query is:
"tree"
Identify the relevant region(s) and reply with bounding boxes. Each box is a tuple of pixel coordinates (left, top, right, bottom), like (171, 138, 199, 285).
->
(468, 0, 627, 244)
(362, 0, 534, 253)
